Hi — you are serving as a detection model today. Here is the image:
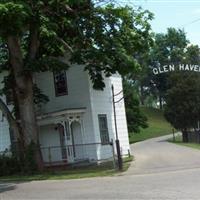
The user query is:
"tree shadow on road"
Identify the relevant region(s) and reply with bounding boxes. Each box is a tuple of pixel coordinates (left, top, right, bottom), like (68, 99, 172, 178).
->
(0, 183, 16, 193)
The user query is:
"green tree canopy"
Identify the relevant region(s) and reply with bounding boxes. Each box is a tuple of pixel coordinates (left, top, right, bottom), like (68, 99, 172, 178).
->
(138, 28, 189, 109)
(123, 79, 148, 133)
(0, 1, 154, 88)
(164, 43, 200, 142)
(0, 0, 154, 169)
(164, 72, 200, 141)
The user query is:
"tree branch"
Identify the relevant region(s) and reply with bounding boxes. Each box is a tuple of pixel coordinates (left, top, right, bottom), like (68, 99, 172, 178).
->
(28, 24, 40, 60)
(65, 5, 75, 14)
(0, 98, 20, 140)
(56, 37, 74, 53)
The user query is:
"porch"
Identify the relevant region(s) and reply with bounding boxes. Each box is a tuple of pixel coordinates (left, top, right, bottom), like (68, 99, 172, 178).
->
(37, 108, 113, 166)
(40, 143, 109, 167)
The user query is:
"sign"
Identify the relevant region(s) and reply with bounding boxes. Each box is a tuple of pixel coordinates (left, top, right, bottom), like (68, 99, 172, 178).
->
(152, 64, 200, 75)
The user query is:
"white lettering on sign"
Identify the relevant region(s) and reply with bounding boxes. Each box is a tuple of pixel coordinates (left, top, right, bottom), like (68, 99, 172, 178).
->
(153, 64, 200, 75)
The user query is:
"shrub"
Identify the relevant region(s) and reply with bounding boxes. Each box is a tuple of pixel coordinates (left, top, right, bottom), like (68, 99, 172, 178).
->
(0, 142, 38, 176)
(0, 150, 21, 176)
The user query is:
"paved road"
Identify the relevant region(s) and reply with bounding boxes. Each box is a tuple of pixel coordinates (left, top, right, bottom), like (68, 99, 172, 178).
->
(126, 134, 200, 175)
(2, 134, 200, 200)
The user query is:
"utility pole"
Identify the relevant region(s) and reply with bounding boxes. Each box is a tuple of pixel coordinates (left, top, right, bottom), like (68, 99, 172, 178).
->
(112, 85, 123, 171)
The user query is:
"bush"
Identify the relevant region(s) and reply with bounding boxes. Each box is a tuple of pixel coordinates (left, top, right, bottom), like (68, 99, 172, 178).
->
(22, 142, 38, 174)
(0, 150, 21, 176)
(164, 72, 200, 142)
(0, 142, 38, 176)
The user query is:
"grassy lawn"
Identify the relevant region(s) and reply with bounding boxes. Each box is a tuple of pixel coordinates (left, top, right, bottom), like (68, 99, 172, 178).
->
(129, 107, 173, 144)
(0, 156, 133, 182)
(168, 135, 200, 150)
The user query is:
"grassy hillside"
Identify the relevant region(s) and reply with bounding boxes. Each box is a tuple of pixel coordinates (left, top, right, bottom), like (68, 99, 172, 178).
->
(129, 107, 173, 144)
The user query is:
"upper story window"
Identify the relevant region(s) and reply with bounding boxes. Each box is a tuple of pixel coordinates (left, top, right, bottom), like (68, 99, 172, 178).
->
(53, 71, 68, 97)
(98, 114, 110, 144)
(3, 77, 14, 105)
(6, 90, 14, 105)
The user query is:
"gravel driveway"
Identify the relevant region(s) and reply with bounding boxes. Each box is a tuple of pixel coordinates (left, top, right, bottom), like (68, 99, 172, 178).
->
(2, 134, 200, 200)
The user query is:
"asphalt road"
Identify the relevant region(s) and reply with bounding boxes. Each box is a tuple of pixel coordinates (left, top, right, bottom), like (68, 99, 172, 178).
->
(2, 134, 200, 200)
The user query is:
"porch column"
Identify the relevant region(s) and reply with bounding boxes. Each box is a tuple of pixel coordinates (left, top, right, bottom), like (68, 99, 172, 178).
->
(80, 119, 86, 159)
(61, 121, 68, 146)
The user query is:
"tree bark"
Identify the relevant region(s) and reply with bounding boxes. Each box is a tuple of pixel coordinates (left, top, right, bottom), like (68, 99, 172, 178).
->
(159, 94, 163, 110)
(182, 129, 188, 143)
(0, 98, 20, 145)
(140, 85, 145, 106)
(7, 36, 43, 171)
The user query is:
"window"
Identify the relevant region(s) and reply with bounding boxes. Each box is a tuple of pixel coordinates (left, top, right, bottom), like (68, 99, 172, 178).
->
(53, 71, 68, 96)
(98, 114, 109, 144)
(57, 123, 67, 160)
(6, 89, 14, 105)
(4, 77, 14, 105)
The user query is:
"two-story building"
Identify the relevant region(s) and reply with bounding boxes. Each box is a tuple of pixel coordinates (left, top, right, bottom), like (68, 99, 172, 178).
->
(0, 64, 130, 166)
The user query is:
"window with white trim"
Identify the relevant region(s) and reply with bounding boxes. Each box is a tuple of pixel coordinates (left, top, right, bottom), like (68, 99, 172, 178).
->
(98, 114, 109, 144)
(53, 71, 68, 96)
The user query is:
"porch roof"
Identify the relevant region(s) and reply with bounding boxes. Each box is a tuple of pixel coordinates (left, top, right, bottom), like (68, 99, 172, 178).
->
(37, 107, 86, 121)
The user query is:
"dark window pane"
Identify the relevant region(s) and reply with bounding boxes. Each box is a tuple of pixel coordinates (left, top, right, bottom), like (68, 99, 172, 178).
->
(6, 90, 14, 105)
(98, 114, 109, 144)
(54, 71, 68, 96)
(4, 77, 14, 105)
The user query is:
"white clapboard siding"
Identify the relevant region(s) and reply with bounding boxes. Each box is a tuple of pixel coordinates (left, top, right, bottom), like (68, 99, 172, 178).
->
(35, 65, 98, 160)
(0, 72, 12, 152)
(0, 66, 130, 161)
(0, 119, 10, 152)
(89, 74, 130, 160)
(111, 75, 130, 156)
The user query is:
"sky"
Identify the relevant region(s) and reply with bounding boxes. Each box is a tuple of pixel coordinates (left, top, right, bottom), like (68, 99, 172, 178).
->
(118, 0, 200, 46)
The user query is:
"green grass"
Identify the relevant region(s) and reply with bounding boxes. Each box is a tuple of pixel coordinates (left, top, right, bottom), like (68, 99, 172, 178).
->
(129, 107, 173, 143)
(122, 155, 134, 171)
(168, 135, 200, 150)
(0, 156, 133, 182)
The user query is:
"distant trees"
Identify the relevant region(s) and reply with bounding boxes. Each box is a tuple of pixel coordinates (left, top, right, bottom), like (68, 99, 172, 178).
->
(164, 44, 200, 142)
(134, 28, 200, 110)
(128, 27, 200, 141)
(123, 79, 148, 133)
(124, 28, 192, 135)
(164, 72, 200, 142)
(150, 28, 189, 109)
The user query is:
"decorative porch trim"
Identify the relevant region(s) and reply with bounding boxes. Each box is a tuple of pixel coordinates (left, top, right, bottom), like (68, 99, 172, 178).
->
(37, 107, 86, 126)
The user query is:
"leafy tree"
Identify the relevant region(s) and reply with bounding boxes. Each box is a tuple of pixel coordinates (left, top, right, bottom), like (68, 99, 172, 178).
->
(130, 51, 152, 106)
(0, 1, 153, 169)
(123, 79, 148, 133)
(150, 28, 189, 109)
(164, 43, 200, 142)
(184, 44, 200, 64)
(164, 72, 200, 142)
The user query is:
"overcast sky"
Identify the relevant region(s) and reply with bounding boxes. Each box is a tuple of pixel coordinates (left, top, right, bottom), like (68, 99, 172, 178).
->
(118, 0, 200, 46)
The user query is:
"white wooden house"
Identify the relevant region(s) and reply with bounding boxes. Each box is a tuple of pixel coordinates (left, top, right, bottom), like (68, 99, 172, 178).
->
(0, 64, 130, 166)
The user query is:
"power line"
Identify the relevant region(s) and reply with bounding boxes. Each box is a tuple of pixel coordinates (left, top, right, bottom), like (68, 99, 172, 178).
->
(181, 18, 200, 28)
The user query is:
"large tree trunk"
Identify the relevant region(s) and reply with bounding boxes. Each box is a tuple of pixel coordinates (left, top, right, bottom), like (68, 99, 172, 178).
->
(159, 94, 163, 110)
(140, 85, 145, 106)
(0, 98, 21, 147)
(7, 36, 43, 171)
(182, 129, 188, 143)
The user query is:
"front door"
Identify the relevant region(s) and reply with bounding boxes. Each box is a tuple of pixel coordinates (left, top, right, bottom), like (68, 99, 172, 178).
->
(64, 121, 74, 162)
(71, 121, 84, 160)
(39, 124, 63, 163)
(57, 124, 67, 161)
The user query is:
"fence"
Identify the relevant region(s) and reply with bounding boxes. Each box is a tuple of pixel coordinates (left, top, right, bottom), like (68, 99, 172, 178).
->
(187, 131, 200, 143)
(0, 141, 132, 170)
(40, 142, 116, 167)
